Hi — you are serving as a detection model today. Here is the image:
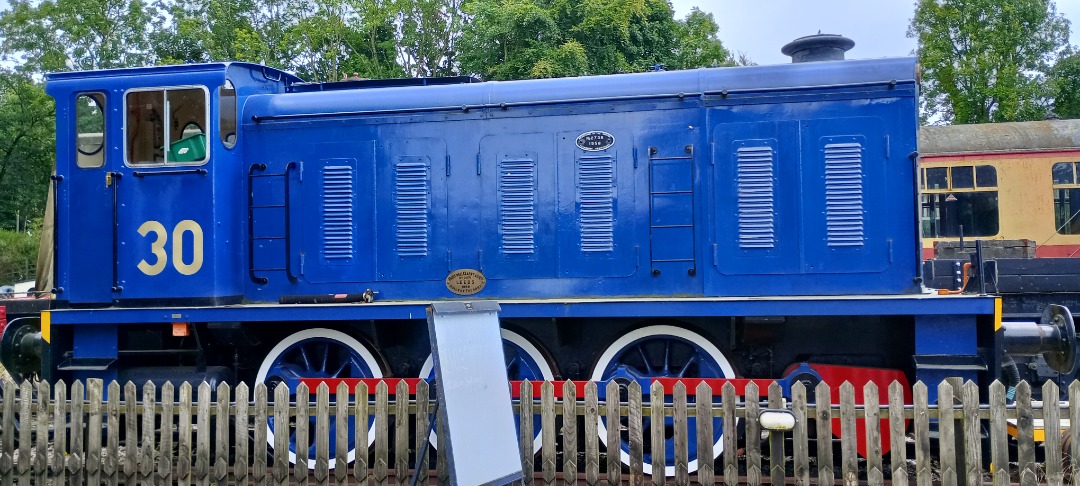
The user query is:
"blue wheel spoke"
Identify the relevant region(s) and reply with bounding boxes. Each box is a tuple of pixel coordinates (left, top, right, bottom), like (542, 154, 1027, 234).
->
(299, 346, 312, 371)
(676, 355, 697, 378)
(636, 344, 654, 374)
(331, 360, 348, 378)
(262, 331, 381, 468)
(662, 340, 672, 374)
(596, 328, 730, 475)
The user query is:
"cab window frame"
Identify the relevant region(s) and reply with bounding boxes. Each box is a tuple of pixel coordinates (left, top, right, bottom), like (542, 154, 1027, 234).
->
(74, 91, 107, 169)
(123, 84, 211, 167)
(219, 79, 237, 150)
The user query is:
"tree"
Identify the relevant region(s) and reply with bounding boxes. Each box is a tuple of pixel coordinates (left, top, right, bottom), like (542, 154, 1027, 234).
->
(394, 0, 465, 77)
(908, 0, 1070, 124)
(0, 71, 54, 233)
(459, 0, 734, 80)
(1051, 49, 1080, 119)
(0, 227, 39, 284)
(458, 0, 564, 80)
(669, 8, 733, 70)
(0, 0, 159, 74)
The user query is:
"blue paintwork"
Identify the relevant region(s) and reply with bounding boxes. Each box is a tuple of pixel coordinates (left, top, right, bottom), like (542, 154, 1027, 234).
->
(32, 56, 1005, 473)
(46, 58, 923, 306)
(234, 60, 922, 301)
(46, 63, 297, 305)
(41, 56, 994, 399)
(914, 314, 981, 401)
(48, 294, 997, 325)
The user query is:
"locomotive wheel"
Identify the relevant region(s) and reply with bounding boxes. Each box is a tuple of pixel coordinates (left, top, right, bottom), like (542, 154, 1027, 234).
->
(418, 328, 556, 451)
(256, 328, 384, 469)
(590, 324, 735, 477)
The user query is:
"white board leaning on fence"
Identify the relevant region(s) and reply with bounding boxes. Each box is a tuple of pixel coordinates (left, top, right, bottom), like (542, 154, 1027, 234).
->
(427, 301, 524, 485)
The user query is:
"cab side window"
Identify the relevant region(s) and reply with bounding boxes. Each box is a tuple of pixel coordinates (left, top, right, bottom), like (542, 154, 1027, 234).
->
(126, 87, 208, 165)
(219, 80, 237, 149)
(75, 93, 105, 168)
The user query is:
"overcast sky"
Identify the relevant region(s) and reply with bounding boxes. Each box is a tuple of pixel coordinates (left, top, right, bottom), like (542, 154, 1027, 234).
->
(671, 0, 1080, 66)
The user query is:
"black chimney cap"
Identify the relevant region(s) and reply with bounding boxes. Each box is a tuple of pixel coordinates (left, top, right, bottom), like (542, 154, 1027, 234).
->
(781, 34, 855, 63)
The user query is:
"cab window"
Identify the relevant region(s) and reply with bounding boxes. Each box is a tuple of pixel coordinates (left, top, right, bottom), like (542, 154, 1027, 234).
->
(921, 164, 999, 237)
(1051, 162, 1080, 234)
(219, 80, 237, 149)
(75, 93, 105, 168)
(125, 87, 208, 165)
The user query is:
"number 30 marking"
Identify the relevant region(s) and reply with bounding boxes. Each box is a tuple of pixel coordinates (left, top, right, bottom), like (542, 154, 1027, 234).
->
(137, 220, 204, 276)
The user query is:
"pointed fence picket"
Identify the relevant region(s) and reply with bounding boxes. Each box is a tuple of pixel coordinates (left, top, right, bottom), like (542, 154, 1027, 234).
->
(0, 377, 1073, 483)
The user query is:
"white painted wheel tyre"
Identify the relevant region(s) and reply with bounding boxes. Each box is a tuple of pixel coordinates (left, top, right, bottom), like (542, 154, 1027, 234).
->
(256, 328, 384, 469)
(590, 325, 736, 477)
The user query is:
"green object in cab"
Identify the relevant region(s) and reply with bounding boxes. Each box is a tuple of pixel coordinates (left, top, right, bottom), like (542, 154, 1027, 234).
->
(166, 133, 207, 162)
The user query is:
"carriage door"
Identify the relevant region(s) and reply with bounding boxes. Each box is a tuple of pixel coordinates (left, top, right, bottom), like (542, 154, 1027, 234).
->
(645, 129, 700, 294)
(60, 92, 114, 303)
(112, 87, 216, 301)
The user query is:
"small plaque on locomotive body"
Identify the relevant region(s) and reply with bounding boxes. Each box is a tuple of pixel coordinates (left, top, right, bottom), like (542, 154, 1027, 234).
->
(576, 131, 615, 151)
(446, 269, 486, 295)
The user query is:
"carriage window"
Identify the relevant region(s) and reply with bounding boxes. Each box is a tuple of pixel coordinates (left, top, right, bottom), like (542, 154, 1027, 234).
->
(976, 165, 997, 187)
(1053, 162, 1075, 185)
(924, 167, 948, 189)
(1051, 162, 1080, 234)
(219, 80, 236, 149)
(126, 87, 208, 165)
(75, 93, 105, 168)
(951, 166, 974, 188)
(921, 164, 999, 237)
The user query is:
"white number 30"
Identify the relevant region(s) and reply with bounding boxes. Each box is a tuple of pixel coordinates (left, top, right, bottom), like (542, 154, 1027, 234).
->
(137, 220, 204, 276)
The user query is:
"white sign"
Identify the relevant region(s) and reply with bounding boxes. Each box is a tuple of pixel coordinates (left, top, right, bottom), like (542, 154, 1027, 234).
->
(427, 301, 523, 485)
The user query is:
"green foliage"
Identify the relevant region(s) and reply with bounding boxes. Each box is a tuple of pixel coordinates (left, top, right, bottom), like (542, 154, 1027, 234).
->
(0, 71, 54, 233)
(0, 0, 159, 73)
(670, 8, 733, 70)
(1051, 49, 1080, 119)
(0, 227, 39, 284)
(908, 0, 1070, 123)
(459, 0, 733, 80)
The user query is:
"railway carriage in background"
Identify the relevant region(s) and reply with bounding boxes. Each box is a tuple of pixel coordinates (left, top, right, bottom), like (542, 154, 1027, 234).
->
(919, 119, 1080, 260)
(1, 35, 1074, 475)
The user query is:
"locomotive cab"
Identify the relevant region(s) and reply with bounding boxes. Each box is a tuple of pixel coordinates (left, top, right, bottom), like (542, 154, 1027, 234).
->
(46, 63, 298, 307)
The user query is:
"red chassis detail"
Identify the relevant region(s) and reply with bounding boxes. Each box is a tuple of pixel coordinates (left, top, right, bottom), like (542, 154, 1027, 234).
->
(299, 377, 776, 398)
(301, 365, 911, 459)
(806, 363, 912, 458)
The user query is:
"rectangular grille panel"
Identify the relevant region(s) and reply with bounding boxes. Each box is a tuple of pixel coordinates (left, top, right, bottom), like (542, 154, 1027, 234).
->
(824, 142, 865, 247)
(498, 157, 536, 254)
(395, 159, 430, 257)
(322, 165, 354, 260)
(736, 146, 775, 249)
(578, 155, 615, 252)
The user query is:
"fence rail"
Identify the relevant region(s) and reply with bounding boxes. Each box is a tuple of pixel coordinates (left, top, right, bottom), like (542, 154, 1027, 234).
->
(0, 378, 1074, 485)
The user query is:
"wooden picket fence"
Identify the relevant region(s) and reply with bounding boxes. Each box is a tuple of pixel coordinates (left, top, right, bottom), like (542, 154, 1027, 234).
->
(0, 377, 1075, 485)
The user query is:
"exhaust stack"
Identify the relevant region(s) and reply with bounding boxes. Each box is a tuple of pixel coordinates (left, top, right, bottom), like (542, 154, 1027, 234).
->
(781, 34, 855, 63)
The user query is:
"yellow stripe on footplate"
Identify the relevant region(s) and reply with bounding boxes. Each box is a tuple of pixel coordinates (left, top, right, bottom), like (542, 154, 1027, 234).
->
(41, 310, 50, 343)
(994, 297, 1002, 331)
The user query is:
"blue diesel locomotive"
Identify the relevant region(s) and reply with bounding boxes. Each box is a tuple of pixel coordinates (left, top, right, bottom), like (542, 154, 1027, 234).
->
(1, 35, 1074, 474)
